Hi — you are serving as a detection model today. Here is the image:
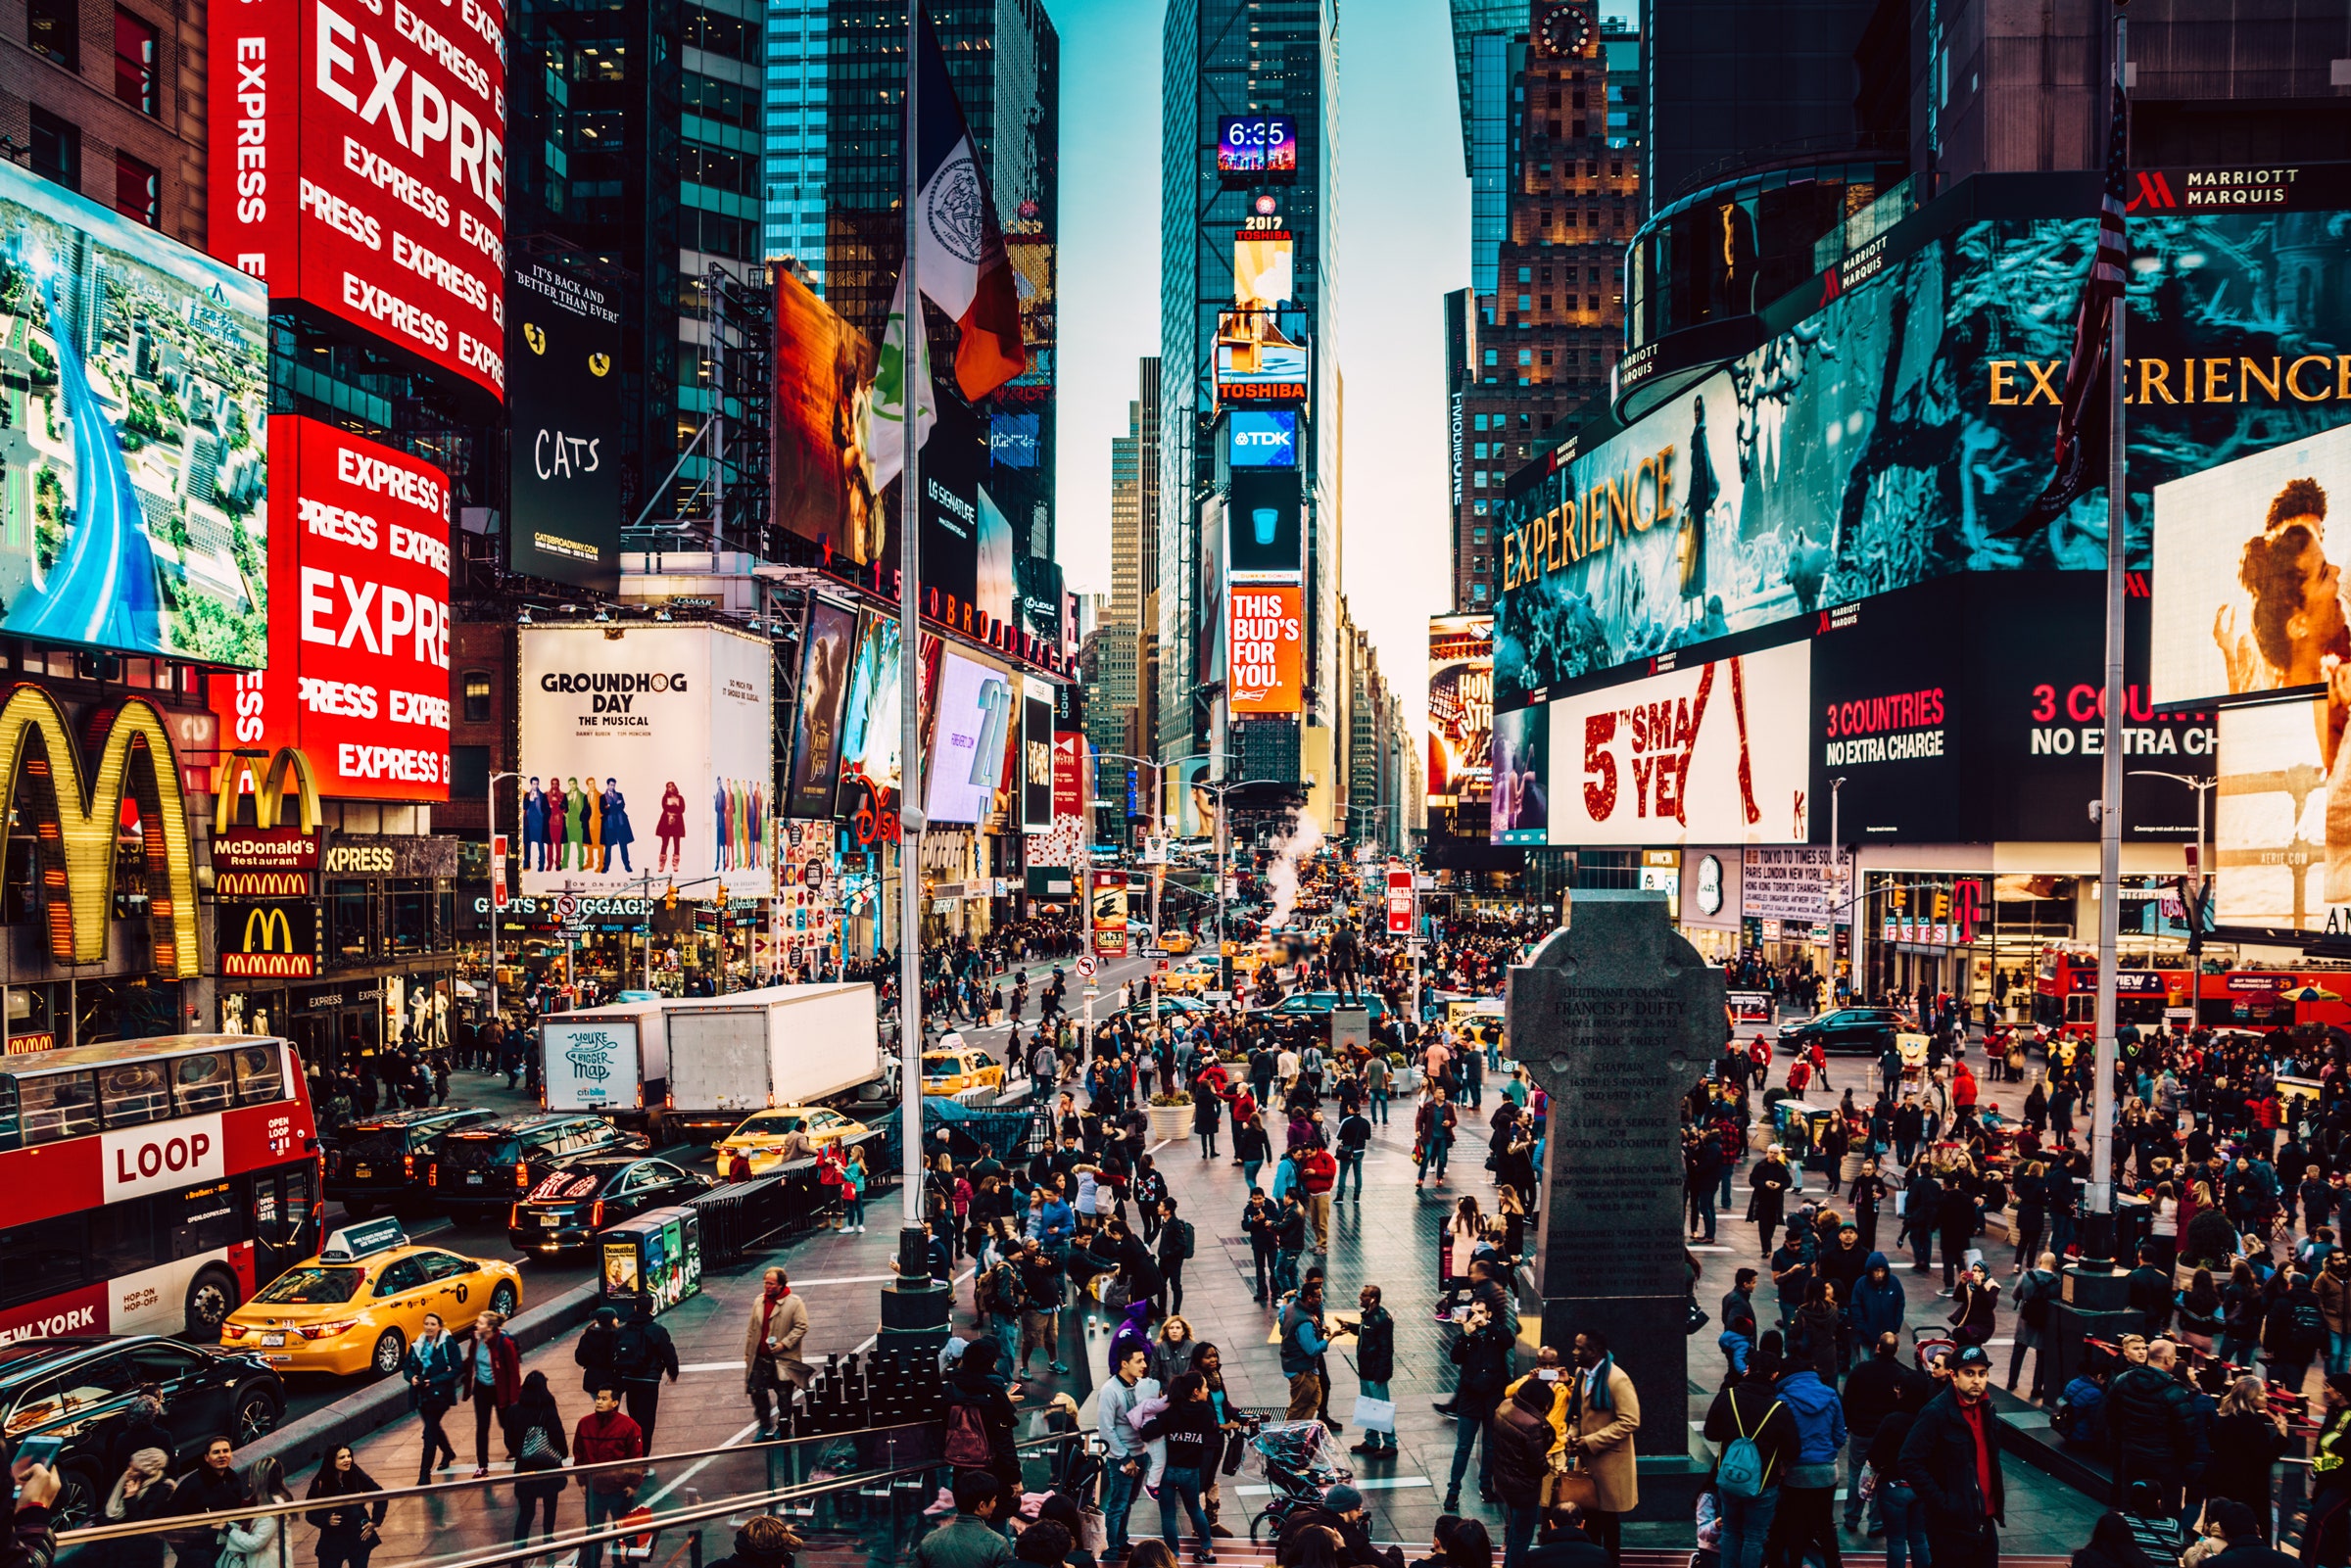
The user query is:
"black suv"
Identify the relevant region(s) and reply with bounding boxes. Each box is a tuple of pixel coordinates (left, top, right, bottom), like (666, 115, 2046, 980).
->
(426, 1114, 648, 1213)
(324, 1107, 501, 1217)
(1778, 1006, 1906, 1058)
(0, 1336, 284, 1528)
(506, 1156, 711, 1255)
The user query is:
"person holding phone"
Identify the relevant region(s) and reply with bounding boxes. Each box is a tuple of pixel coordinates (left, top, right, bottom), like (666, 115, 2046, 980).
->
(7, 1448, 62, 1568)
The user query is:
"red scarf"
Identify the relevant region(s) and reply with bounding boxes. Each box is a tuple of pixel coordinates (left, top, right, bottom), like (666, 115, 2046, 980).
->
(759, 1282, 791, 1347)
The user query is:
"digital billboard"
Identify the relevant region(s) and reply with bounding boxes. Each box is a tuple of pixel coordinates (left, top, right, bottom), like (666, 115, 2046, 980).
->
(1227, 410, 1298, 469)
(784, 598, 858, 819)
(212, 416, 450, 799)
(1228, 468, 1304, 578)
(2215, 697, 2340, 933)
(518, 625, 773, 896)
(991, 412, 1039, 468)
(835, 608, 903, 842)
(1541, 640, 1812, 848)
(1052, 731, 1084, 818)
(1229, 583, 1303, 715)
(508, 259, 622, 594)
(1215, 310, 1308, 405)
(1429, 616, 1494, 810)
(0, 158, 271, 665)
(2151, 423, 2351, 710)
(1235, 225, 1294, 308)
(209, 0, 508, 400)
(924, 649, 1013, 826)
(1490, 703, 1550, 845)
(1217, 116, 1299, 183)
(771, 269, 880, 567)
(1492, 196, 2351, 706)
(1022, 676, 1055, 832)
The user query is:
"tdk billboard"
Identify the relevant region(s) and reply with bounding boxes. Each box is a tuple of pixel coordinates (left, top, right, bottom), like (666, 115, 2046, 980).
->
(1227, 410, 1298, 469)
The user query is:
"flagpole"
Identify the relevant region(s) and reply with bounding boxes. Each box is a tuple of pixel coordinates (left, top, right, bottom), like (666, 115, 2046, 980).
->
(894, 0, 930, 1276)
(2085, 0, 2129, 1272)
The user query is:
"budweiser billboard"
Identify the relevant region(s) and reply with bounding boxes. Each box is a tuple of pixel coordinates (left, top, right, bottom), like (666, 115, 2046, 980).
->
(210, 0, 508, 400)
(213, 416, 453, 800)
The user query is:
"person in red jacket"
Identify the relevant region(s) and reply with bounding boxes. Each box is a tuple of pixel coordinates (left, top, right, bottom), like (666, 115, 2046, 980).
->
(1299, 1143, 1339, 1252)
(1952, 1061, 1981, 1132)
(463, 1307, 524, 1478)
(573, 1388, 646, 1568)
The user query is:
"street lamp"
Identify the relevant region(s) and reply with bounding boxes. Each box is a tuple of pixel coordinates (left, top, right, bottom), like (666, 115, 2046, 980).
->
(2129, 768, 2220, 958)
(488, 772, 516, 1026)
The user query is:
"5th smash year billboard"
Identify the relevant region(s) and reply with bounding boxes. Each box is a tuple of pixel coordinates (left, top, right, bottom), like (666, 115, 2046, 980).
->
(1492, 172, 2351, 708)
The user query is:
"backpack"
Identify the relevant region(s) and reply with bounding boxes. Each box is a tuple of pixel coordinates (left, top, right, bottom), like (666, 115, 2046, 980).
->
(1176, 1218, 1196, 1260)
(944, 1400, 991, 1467)
(1715, 1396, 1782, 1500)
(2020, 1275, 2053, 1331)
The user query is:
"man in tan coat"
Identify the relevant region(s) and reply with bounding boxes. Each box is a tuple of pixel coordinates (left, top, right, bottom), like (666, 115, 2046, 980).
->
(1564, 1328, 1639, 1560)
(744, 1266, 813, 1439)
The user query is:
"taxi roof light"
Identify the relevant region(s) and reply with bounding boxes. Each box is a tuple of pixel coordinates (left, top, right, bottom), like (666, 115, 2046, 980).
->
(320, 1217, 408, 1262)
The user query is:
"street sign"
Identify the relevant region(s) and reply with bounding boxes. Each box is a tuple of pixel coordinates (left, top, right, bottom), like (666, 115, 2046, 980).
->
(1077, 955, 1098, 978)
(492, 834, 509, 911)
(1386, 867, 1414, 935)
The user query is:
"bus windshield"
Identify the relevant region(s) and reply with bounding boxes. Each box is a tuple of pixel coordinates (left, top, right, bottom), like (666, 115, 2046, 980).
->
(253, 1266, 364, 1306)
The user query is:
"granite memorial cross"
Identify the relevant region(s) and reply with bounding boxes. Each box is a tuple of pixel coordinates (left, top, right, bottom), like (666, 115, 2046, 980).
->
(1510, 888, 1725, 1470)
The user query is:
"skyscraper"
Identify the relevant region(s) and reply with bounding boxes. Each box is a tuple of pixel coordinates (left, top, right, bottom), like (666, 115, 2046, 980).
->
(1159, 0, 1339, 812)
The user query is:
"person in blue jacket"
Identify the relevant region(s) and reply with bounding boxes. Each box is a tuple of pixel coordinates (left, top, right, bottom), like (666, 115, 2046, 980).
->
(1847, 1251, 1908, 1354)
(1769, 1332, 1849, 1567)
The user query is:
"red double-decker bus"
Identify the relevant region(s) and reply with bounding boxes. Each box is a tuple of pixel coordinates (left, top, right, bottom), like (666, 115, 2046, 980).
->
(2034, 955, 2351, 1036)
(0, 1036, 321, 1345)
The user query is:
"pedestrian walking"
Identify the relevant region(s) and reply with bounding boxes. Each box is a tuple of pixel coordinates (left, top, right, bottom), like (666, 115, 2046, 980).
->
(1899, 1344, 2003, 1568)
(573, 1389, 647, 1568)
(1563, 1330, 1639, 1561)
(1439, 1298, 1511, 1512)
(1748, 1147, 1794, 1258)
(745, 1267, 813, 1439)
(1347, 1285, 1398, 1458)
(1415, 1088, 1459, 1187)
(1156, 1198, 1195, 1315)
(303, 1449, 384, 1568)
(615, 1299, 681, 1454)
(1193, 1076, 1223, 1160)
(166, 1441, 247, 1568)
(576, 1306, 623, 1398)
(402, 1314, 462, 1485)
(505, 1373, 570, 1547)
(1703, 1350, 1798, 1568)
(1336, 1101, 1371, 1202)
(462, 1309, 522, 1478)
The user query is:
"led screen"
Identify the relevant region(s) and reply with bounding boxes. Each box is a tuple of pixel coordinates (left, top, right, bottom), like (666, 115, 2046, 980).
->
(924, 649, 1013, 825)
(1218, 116, 1299, 182)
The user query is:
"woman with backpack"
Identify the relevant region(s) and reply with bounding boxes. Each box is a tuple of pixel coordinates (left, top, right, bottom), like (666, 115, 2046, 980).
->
(944, 1340, 1023, 1496)
(2175, 1267, 2226, 1356)
(504, 1372, 571, 1546)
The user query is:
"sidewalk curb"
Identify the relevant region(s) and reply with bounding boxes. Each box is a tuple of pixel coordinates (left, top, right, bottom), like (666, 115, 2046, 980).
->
(240, 1277, 606, 1478)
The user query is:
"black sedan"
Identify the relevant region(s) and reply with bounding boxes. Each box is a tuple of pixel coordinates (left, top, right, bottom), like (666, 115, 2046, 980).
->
(506, 1156, 711, 1255)
(0, 1336, 285, 1528)
(1777, 1006, 1907, 1057)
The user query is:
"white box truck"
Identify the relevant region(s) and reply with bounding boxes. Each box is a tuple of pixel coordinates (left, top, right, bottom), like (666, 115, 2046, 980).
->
(540, 1002, 669, 1122)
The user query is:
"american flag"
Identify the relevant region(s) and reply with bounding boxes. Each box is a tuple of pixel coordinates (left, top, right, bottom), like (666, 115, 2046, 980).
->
(2010, 78, 2131, 537)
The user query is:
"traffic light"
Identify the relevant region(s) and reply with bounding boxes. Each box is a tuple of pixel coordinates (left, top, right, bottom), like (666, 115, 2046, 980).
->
(1932, 890, 1951, 922)
(1889, 886, 1908, 912)
(664, 882, 678, 911)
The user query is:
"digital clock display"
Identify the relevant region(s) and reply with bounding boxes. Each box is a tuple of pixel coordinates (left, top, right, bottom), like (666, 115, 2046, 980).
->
(1218, 116, 1300, 182)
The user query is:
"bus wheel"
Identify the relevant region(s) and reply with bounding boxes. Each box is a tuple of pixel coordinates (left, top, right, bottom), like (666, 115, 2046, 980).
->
(184, 1266, 239, 1339)
(371, 1328, 408, 1376)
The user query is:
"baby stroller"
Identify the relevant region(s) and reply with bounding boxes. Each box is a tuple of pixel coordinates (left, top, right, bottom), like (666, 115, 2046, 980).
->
(1243, 1420, 1353, 1546)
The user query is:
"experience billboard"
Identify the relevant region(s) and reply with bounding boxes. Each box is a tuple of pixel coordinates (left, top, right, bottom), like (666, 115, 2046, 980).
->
(1022, 676, 1054, 832)
(212, 416, 451, 799)
(1429, 615, 1494, 809)
(784, 597, 858, 819)
(508, 259, 622, 594)
(518, 624, 773, 896)
(1493, 197, 2351, 705)
(924, 649, 1013, 826)
(1540, 639, 1812, 848)
(0, 158, 271, 665)
(1228, 468, 1304, 578)
(1229, 582, 1304, 715)
(771, 269, 880, 568)
(209, 0, 508, 399)
(2151, 422, 2351, 710)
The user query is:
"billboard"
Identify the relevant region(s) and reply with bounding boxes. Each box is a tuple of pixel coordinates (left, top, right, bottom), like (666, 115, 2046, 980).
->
(784, 597, 858, 819)
(518, 625, 773, 896)
(1215, 309, 1308, 405)
(1228, 410, 1298, 469)
(2151, 423, 2351, 710)
(212, 416, 451, 800)
(1493, 197, 2351, 706)
(208, 0, 508, 400)
(1022, 676, 1054, 832)
(1229, 582, 1304, 715)
(835, 609, 903, 843)
(1490, 702, 1550, 845)
(991, 412, 1039, 468)
(508, 259, 622, 594)
(1090, 869, 1129, 956)
(924, 649, 1013, 826)
(1429, 615, 1494, 809)
(771, 269, 881, 568)
(1217, 116, 1299, 182)
(2215, 697, 2341, 933)
(0, 159, 271, 665)
(1052, 731, 1084, 818)
(1539, 640, 1812, 847)
(1228, 468, 1303, 578)
(1235, 226, 1294, 308)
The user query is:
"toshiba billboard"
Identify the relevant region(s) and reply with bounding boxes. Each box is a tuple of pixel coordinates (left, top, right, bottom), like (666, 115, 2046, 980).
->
(210, 0, 507, 400)
(213, 415, 452, 800)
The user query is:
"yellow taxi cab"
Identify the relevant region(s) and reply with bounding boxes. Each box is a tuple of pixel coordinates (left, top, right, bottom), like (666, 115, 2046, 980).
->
(221, 1218, 523, 1378)
(711, 1105, 871, 1173)
(921, 1046, 1005, 1097)
(1158, 962, 1214, 995)
(1158, 930, 1196, 956)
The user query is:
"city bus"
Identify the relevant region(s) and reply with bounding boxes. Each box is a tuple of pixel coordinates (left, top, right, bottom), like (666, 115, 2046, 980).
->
(2033, 954, 2351, 1036)
(0, 1036, 322, 1346)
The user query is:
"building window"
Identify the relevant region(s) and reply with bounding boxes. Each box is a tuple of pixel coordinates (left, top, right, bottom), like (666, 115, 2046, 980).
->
(114, 152, 160, 227)
(461, 671, 493, 723)
(114, 10, 159, 115)
(28, 110, 77, 193)
(27, 0, 74, 65)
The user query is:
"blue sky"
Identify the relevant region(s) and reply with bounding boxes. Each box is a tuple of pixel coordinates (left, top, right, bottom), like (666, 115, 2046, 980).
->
(1051, 0, 1468, 736)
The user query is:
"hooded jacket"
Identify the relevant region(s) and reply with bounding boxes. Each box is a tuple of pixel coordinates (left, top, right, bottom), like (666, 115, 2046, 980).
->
(1773, 1368, 1847, 1467)
(1848, 1254, 1906, 1339)
(1788, 1300, 1843, 1378)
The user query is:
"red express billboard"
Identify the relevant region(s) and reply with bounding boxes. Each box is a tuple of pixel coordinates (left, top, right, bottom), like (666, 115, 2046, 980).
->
(210, 0, 507, 400)
(214, 416, 453, 800)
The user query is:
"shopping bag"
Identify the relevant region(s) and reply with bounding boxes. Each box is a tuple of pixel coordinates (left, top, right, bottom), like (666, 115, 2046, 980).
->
(1352, 1394, 1397, 1433)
